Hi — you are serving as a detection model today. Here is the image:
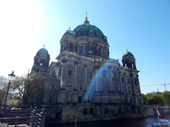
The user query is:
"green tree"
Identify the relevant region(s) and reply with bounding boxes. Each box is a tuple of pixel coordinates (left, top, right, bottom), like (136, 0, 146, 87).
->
(0, 88, 6, 104)
(146, 93, 152, 99)
(1, 73, 44, 106)
(23, 73, 44, 105)
(9, 75, 26, 104)
(0, 76, 8, 104)
(10, 99, 19, 105)
(141, 93, 149, 105)
(148, 94, 164, 105)
(0, 76, 7, 89)
(161, 91, 170, 105)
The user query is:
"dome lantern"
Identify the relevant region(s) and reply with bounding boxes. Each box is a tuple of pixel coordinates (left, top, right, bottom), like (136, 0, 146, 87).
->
(83, 12, 89, 25)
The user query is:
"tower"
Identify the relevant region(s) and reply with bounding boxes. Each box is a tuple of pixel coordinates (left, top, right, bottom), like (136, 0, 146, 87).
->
(31, 46, 50, 74)
(122, 50, 136, 69)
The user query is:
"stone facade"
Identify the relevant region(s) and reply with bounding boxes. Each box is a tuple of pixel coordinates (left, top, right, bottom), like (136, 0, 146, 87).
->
(30, 16, 144, 123)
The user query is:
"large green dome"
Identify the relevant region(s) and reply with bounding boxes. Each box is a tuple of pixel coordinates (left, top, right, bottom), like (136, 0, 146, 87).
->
(73, 16, 107, 41)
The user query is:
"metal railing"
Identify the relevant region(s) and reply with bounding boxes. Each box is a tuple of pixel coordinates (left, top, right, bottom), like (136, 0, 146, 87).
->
(0, 107, 46, 127)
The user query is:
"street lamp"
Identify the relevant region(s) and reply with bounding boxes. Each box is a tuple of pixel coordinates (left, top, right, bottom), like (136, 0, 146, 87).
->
(4, 71, 15, 104)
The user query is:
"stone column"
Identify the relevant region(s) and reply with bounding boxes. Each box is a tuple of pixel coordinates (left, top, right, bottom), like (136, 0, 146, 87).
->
(84, 65, 87, 91)
(94, 66, 98, 92)
(108, 65, 112, 91)
(124, 74, 128, 94)
(61, 60, 67, 89)
(130, 73, 136, 105)
(103, 47, 105, 57)
(74, 61, 78, 90)
(105, 48, 107, 58)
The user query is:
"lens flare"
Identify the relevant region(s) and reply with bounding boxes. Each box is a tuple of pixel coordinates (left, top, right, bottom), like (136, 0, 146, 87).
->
(84, 59, 114, 100)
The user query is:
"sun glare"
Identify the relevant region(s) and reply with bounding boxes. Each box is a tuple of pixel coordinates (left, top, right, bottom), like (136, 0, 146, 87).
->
(0, 0, 42, 76)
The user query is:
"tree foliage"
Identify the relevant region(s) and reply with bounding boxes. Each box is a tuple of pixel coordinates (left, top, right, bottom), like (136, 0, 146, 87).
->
(141, 93, 149, 105)
(0, 88, 6, 104)
(9, 75, 26, 104)
(161, 91, 170, 105)
(149, 94, 164, 105)
(0, 76, 8, 104)
(0, 73, 44, 106)
(10, 99, 19, 105)
(24, 73, 44, 105)
(0, 76, 7, 89)
(142, 91, 170, 106)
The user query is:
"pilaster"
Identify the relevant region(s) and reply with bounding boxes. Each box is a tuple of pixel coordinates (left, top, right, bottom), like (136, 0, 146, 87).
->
(74, 61, 78, 90)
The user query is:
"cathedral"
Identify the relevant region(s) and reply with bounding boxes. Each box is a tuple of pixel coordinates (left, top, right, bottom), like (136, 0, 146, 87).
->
(31, 15, 143, 123)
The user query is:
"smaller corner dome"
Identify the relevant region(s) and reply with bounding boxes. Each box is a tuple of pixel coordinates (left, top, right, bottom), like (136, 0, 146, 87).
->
(37, 48, 49, 55)
(123, 51, 134, 57)
(65, 30, 76, 36)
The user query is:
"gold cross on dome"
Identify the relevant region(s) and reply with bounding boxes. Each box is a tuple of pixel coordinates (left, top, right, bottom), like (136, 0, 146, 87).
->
(85, 12, 87, 16)
(126, 49, 128, 51)
(69, 27, 71, 30)
(43, 45, 45, 48)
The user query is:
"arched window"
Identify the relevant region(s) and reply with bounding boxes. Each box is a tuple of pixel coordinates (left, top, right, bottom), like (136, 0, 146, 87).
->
(85, 45, 88, 55)
(132, 63, 134, 68)
(80, 85, 82, 90)
(68, 70, 72, 76)
(40, 59, 45, 66)
(78, 70, 82, 78)
(69, 43, 73, 52)
(98, 47, 101, 56)
(102, 70, 106, 76)
(122, 78, 124, 84)
(79, 46, 83, 55)
(113, 84, 117, 92)
(51, 71, 56, 77)
(103, 83, 108, 93)
(49, 96, 52, 102)
(122, 89, 125, 93)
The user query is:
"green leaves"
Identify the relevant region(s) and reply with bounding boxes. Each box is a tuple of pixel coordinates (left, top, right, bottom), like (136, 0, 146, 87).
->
(0, 73, 44, 106)
(149, 94, 164, 105)
(142, 91, 170, 106)
(24, 73, 44, 104)
(161, 91, 170, 105)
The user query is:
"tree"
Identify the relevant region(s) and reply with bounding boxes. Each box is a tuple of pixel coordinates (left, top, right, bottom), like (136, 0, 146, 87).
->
(8, 75, 26, 104)
(146, 93, 152, 100)
(23, 73, 44, 105)
(0, 88, 6, 104)
(148, 94, 164, 105)
(10, 99, 19, 106)
(0, 76, 8, 104)
(141, 93, 149, 105)
(0, 76, 7, 89)
(161, 91, 170, 105)
(1, 73, 44, 106)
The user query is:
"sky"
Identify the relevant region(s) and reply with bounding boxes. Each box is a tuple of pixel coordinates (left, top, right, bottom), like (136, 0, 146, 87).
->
(0, 0, 169, 94)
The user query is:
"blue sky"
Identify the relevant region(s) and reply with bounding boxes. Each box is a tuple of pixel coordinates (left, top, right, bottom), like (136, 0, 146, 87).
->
(0, 0, 169, 94)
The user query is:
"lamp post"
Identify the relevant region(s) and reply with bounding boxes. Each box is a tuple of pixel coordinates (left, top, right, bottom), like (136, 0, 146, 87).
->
(4, 71, 15, 104)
